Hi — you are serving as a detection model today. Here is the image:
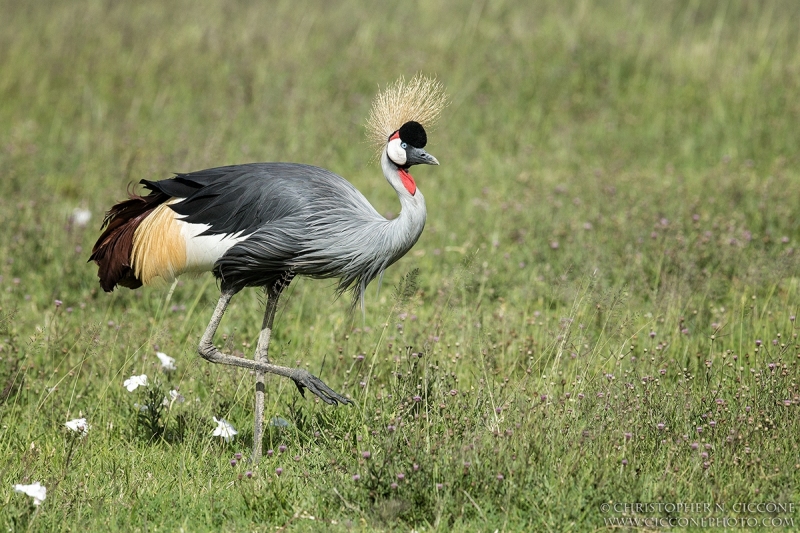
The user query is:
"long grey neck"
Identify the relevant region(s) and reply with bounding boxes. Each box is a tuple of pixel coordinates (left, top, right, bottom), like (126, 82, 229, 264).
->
(380, 149, 427, 249)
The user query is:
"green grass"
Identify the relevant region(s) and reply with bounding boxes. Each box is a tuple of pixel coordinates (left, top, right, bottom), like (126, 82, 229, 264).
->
(1, 0, 800, 530)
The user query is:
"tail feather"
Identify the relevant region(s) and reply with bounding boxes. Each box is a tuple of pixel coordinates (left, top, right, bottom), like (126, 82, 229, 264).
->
(89, 187, 170, 292)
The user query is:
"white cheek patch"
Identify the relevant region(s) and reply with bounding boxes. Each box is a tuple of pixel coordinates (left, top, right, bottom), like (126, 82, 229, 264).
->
(387, 138, 407, 166)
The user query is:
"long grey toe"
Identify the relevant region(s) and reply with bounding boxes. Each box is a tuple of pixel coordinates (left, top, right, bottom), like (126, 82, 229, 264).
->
(292, 370, 351, 405)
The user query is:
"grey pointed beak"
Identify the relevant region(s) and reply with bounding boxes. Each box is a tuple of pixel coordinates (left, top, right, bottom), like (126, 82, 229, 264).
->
(423, 151, 439, 166)
(407, 146, 439, 166)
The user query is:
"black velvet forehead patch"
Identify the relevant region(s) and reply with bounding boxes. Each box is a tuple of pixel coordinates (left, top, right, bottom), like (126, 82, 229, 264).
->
(398, 121, 427, 148)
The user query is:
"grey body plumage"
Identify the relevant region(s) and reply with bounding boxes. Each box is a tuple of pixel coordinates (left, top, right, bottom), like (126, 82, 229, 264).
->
(168, 154, 427, 305)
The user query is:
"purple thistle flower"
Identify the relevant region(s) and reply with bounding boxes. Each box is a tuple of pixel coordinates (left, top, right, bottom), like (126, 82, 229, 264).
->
(649, 331, 656, 339)
(621, 459, 628, 466)
(362, 451, 371, 459)
(624, 432, 632, 441)
(397, 473, 405, 480)
(413, 463, 419, 472)
(275, 467, 283, 476)
(234, 453, 242, 461)
(497, 473, 504, 480)
(230, 459, 237, 467)
(267, 449, 273, 456)
(390, 482, 398, 490)
(387, 425, 396, 432)
(436, 483, 443, 490)
(657, 423, 665, 431)
(691, 442, 699, 450)
(413, 395, 422, 402)
(577, 393, 585, 400)
(55, 299, 63, 307)
(755, 339, 762, 347)
(450, 389, 458, 396)
(245, 470, 253, 479)
(696, 426, 703, 434)
(352, 474, 360, 481)
(279, 445, 287, 453)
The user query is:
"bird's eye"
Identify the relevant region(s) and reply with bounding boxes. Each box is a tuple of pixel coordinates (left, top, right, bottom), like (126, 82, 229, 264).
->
(401, 142, 407, 149)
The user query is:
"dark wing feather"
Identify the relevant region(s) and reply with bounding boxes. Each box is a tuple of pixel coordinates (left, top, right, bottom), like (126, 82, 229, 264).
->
(144, 164, 319, 237)
(89, 190, 170, 291)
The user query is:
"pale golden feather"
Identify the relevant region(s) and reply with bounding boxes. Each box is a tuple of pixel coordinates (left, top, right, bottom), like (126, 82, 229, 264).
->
(131, 202, 186, 286)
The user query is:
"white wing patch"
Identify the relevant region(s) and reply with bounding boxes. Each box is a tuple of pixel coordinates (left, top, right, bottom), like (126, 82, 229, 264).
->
(177, 219, 250, 273)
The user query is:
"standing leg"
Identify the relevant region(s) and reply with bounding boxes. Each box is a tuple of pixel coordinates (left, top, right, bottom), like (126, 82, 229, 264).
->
(252, 279, 286, 463)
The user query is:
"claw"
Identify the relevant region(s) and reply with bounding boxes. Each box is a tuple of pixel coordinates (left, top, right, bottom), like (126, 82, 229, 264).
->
(292, 370, 351, 406)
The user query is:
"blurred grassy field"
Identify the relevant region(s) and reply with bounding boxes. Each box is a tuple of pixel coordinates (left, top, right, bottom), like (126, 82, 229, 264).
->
(1, 0, 799, 530)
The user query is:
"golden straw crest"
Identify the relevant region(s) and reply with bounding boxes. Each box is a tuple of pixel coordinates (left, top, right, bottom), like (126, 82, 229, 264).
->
(366, 74, 448, 157)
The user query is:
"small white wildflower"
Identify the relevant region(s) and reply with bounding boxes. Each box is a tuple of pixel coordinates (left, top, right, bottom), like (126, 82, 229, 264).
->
(123, 374, 149, 392)
(133, 403, 149, 412)
(70, 208, 92, 228)
(212, 417, 238, 442)
(65, 418, 90, 437)
(155, 352, 176, 371)
(163, 389, 185, 407)
(13, 482, 46, 506)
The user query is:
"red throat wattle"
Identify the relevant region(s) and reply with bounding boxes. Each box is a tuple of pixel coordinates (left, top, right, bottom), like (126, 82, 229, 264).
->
(398, 168, 416, 195)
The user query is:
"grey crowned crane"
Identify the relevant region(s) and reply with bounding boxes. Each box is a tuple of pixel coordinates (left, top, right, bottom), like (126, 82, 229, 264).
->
(90, 76, 447, 461)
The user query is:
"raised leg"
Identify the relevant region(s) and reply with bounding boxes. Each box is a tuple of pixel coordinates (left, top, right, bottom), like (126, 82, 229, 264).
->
(198, 287, 351, 459)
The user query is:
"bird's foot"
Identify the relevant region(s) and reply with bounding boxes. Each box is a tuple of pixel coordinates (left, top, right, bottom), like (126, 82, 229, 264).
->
(291, 369, 351, 405)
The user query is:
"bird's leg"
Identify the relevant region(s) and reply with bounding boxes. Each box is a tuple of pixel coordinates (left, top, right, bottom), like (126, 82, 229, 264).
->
(198, 285, 351, 456)
(251, 279, 285, 463)
(198, 288, 239, 354)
